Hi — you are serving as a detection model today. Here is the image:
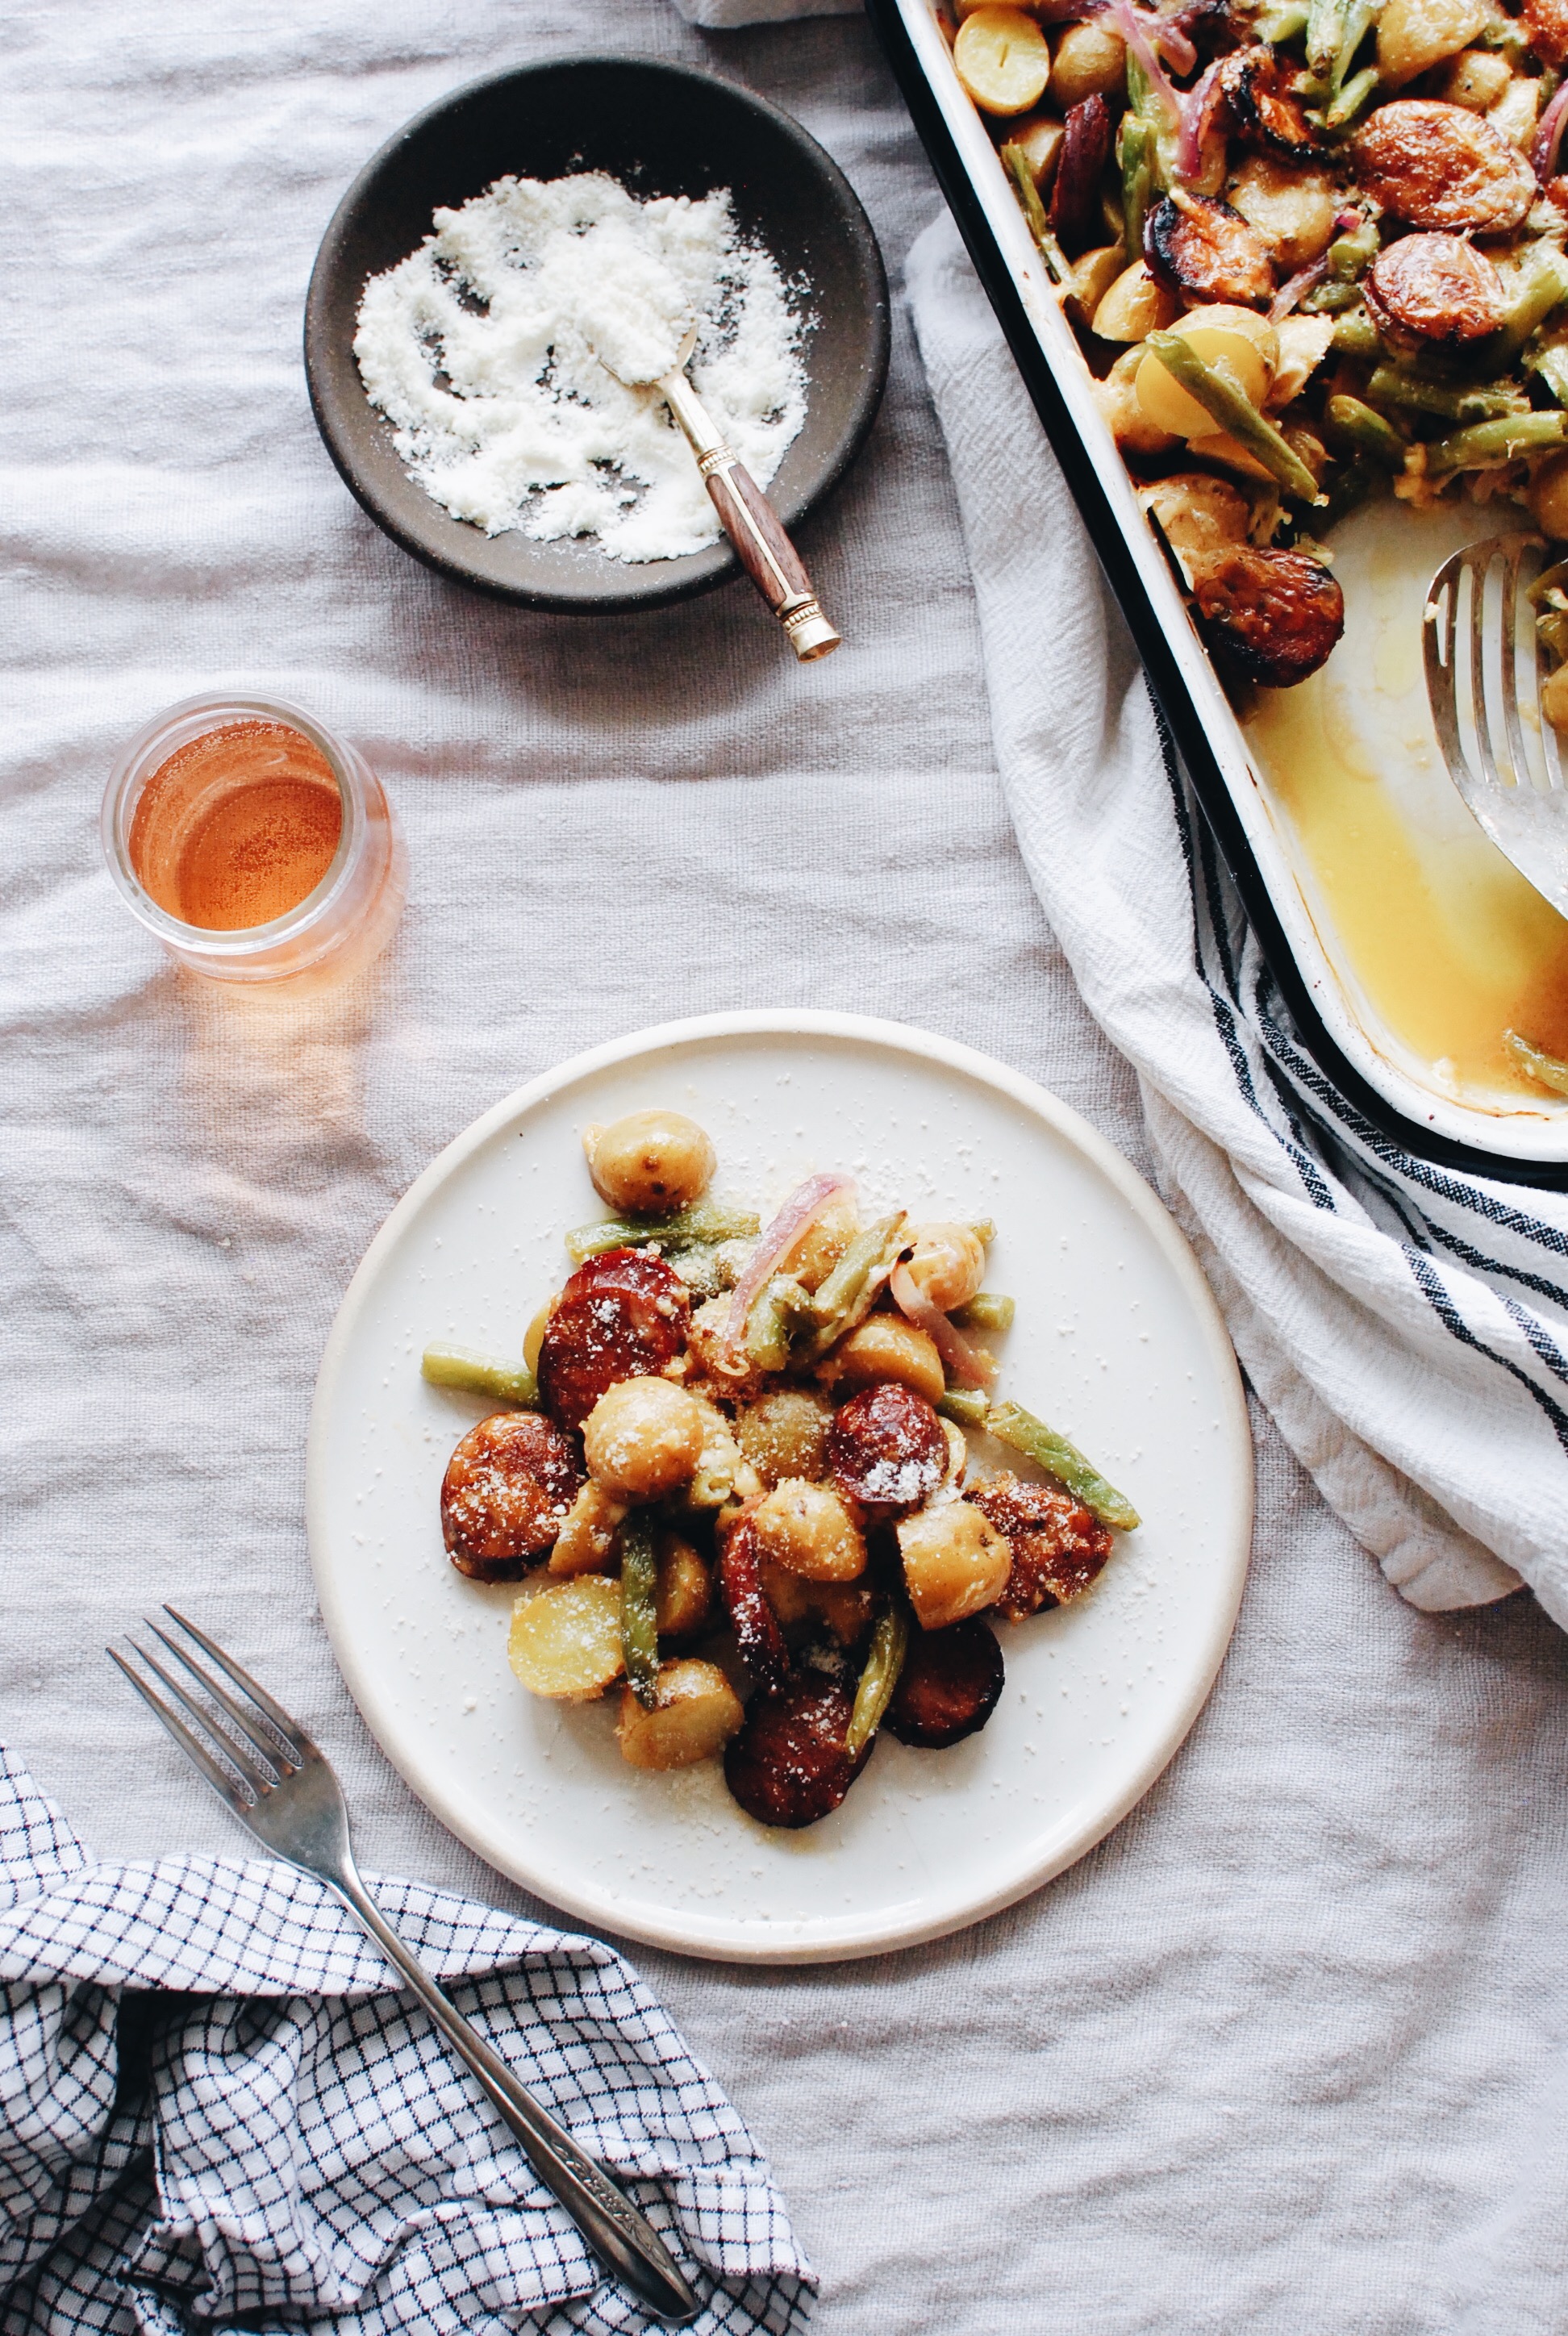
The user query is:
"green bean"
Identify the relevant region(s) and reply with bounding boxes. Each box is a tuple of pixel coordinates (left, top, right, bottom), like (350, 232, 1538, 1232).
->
(937, 1387, 990, 1430)
(1118, 112, 1155, 261)
(1000, 142, 1072, 286)
(986, 1400, 1141, 1531)
(1362, 367, 1520, 424)
(796, 1213, 907, 1362)
(845, 1602, 911, 1760)
(1323, 394, 1407, 469)
(744, 1274, 810, 1371)
(951, 1292, 1016, 1333)
(1325, 217, 1379, 282)
(1506, 1030, 1568, 1095)
(1331, 308, 1382, 361)
(1143, 333, 1324, 502)
(421, 1346, 536, 1407)
(1425, 412, 1568, 474)
(1324, 62, 1379, 127)
(1254, 0, 1309, 37)
(565, 1201, 760, 1264)
(1317, 453, 1380, 532)
(1529, 343, 1568, 408)
(1299, 278, 1366, 315)
(619, 1514, 661, 1711)
(1304, 0, 1345, 78)
(1486, 244, 1568, 371)
(1330, 0, 1380, 90)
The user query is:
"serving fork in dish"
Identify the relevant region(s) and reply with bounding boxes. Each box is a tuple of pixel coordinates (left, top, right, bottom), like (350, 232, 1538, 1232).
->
(109, 1608, 699, 2327)
(1424, 534, 1568, 921)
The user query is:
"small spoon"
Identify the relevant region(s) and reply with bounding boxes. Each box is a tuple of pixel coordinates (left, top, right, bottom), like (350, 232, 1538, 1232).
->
(597, 320, 840, 662)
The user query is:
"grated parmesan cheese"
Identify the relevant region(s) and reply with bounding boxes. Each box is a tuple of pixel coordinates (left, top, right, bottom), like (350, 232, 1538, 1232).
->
(353, 172, 808, 565)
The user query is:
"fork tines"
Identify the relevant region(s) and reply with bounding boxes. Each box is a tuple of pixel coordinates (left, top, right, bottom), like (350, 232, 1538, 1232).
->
(109, 1608, 309, 1812)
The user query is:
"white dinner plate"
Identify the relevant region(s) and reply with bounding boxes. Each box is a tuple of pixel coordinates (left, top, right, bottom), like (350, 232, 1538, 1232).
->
(307, 1012, 1253, 1963)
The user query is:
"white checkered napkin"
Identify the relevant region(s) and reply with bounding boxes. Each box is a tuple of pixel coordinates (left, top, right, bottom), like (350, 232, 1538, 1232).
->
(0, 1748, 814, 2334)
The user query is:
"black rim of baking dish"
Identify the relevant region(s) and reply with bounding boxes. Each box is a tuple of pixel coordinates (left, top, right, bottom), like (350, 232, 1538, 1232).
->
(866, 0, 1568, 1193)
(303, 53, 891, 616)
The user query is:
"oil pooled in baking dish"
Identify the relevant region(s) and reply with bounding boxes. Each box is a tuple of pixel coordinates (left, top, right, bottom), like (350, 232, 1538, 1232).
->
(1244, 498, 1568, 1112)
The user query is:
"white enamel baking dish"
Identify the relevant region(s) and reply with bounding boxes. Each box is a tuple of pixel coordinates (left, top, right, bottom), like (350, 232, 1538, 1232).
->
(871, 0, 1568, 1184)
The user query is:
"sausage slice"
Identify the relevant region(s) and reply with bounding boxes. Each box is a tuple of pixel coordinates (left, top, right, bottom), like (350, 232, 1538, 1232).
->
(718, 1514, 790, 1699)
(536, 1248, 690, 1432)
(967, 1473, 1113, 1617)
(1050, 95, 1114, 260)
(1188, 545, 1345, 688)
(886, 1619, 1005, 1748)
(1145, 192, 1276, 307)
(1363, 233, 1508, 348)
(825, 1383, 948, 1518)
(724, 1677, 872, 1828)
(1350, 102, 1536, 232)
(1225, 47, 1331, 164)
(441, 1412, 582, 1579)
(1523, 0, 1568, 64)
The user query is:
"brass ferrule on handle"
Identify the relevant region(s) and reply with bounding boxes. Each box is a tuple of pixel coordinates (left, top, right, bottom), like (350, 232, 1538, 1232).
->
(659, 367, 840, 662)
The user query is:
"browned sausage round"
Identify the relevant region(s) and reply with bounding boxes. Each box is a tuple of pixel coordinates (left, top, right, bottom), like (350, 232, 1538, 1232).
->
(825, 1383, 948, 1518)
(966, 1474, 1113, 1617)
(724, 1677, 871, 1827)
(1363, 233, 1507, 348)
(1523, 0, 1568, 65)
(886, 1618, 1005, 1748)
(1224, 46, 1330, 163)
(441, 1412, 582, 1579)
(1350, 102, 1536, 233)
(536, 1248, 690, 1432)
(1189, 546, 1345, 688)
(1145, 192, 1276, 307)
(718, 1513, 790, 1699)
(1049, 94, 1114, 260)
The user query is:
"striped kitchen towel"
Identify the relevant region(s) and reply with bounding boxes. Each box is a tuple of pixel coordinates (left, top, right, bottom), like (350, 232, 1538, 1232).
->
(0, 1746, 811, 2334)
(907, 209, 1568, 1627)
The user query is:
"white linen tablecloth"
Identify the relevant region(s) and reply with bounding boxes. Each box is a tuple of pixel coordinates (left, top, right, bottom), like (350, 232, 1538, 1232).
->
(6, 3, 1568, 2330)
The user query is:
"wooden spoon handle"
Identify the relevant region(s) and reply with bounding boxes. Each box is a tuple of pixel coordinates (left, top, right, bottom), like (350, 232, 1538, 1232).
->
(661, 370, 840, 662)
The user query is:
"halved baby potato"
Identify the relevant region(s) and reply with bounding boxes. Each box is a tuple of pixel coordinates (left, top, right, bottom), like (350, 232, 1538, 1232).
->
(954, 6, 1051, 114)
(508, 1576, 624, 1700)
(1136, 307, 1279, 438)
(898, 1499, 1012, 1631)
(616, 1659, 744, 1771)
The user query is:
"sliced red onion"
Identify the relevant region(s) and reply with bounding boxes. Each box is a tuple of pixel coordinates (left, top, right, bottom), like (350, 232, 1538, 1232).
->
(1174, 58, 1221, 182)
(724, 1172, 853, 1358)
(890, 1260, 998, 1391)
(1333, 209, 1362, 236)
(1104, 0, 1182, 123)
(1534, 81, 1568, 186)
(1269, 256, 1329, 322)
(1153, 11, 1199, 75)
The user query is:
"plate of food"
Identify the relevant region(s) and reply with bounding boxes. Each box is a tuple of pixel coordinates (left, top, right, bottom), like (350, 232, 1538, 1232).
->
(307, 1012, 1252, 1961)
(869, 0, 1568, 1181)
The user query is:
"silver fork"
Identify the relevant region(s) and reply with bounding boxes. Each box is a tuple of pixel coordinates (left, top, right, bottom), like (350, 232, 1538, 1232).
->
(1423, 533, 1568, 917)
(109, 1608, 699, 2327)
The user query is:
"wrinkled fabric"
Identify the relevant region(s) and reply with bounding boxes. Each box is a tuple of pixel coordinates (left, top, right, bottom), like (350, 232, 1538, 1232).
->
(904, 210, 1568, 1622)
(11, 3, 1568, 2333)
(0, 1750, 809, 2334)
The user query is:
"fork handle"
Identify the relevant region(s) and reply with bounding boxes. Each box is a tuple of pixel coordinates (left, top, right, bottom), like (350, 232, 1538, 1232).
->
(657, 364, 840, 662)
(327, 1868, 700, 2326)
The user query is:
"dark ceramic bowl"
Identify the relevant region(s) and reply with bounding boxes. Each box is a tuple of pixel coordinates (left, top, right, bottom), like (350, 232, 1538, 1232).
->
(304, 54, 890, 613)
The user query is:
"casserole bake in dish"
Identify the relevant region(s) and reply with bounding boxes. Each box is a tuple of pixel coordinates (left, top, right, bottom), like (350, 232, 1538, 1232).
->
(871, 0, 1568, 1182)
